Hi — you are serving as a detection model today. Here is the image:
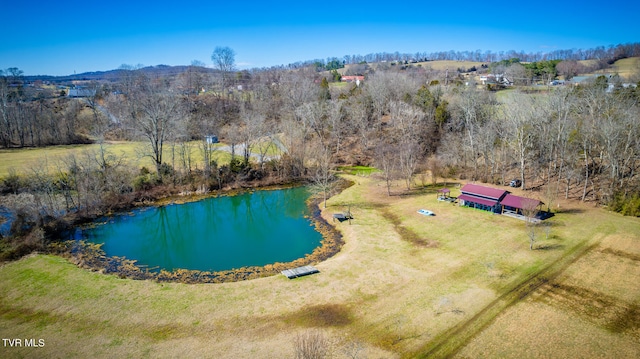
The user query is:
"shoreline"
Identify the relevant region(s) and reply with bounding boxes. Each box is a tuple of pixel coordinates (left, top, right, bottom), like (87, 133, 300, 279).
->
(49, 180, 351, 284)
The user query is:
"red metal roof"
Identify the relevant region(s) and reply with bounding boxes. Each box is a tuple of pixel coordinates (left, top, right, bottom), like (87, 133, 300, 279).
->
(461, 184, 508, 200)
(500, 194, 541, 210)
(458, 194, 499, 207)
(341, 76, 364, 82)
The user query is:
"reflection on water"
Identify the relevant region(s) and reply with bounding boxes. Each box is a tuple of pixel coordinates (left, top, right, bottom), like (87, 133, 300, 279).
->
(77, 187, 322, 271)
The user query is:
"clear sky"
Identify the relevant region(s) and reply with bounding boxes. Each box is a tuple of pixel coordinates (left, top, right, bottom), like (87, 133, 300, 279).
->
(2, 1, 639, 76)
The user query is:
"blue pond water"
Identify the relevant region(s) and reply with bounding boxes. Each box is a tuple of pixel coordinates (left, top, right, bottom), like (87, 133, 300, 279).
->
(76, 187, 322, 272)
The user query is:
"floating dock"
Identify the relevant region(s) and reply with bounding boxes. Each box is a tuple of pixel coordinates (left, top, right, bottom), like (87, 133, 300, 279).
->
(281, 265, 319, 279)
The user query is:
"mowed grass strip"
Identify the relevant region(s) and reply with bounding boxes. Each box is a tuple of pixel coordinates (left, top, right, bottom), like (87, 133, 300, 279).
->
(0, 175, 638, 358)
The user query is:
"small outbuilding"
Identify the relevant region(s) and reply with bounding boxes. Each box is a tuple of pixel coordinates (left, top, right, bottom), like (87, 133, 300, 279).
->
(205, 135, 219, 144)
(67, 88, 96, 98)
(437, 188, 450, 200)
(500, 194, 542, 215)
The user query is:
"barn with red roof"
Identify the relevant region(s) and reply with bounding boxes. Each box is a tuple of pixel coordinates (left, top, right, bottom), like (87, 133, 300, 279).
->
(458, 183, 509, 213)
(458, 183, 542, 215)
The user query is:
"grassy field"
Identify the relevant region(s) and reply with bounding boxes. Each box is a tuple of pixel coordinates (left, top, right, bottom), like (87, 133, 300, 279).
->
(0, 141, 275, 178)
(577, 57, 639, 80)
(612, 57, 640, 79)
(413, 60, 485, 71)
(0, 175, 638, 358)
(0, 142, 191, 177)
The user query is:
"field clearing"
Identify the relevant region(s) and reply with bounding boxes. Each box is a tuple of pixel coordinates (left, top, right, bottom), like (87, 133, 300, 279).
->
(0, 141, 267, 177)
(579, 59, 599, 68)
(0, 175, 638, 358)
(413, 60, 485, 71)
(577, 57, 639, 80)
(612, 57, 640, 79)
(359, 60, 485, 72)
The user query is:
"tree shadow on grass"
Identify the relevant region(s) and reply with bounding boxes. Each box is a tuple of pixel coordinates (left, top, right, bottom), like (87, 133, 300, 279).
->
(555, 208, 584, 214)
(397, 183, 461, 199)
(535, 243, 565, 251)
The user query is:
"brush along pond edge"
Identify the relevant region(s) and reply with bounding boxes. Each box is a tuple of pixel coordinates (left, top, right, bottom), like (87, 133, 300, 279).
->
(49, 180, 352, 284)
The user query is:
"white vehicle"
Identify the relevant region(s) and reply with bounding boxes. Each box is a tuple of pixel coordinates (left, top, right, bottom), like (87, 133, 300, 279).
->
(417, 209, 435, 216)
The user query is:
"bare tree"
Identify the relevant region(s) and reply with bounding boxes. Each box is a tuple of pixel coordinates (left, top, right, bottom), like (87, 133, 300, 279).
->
(177, 139, 194, 176)
(388, 101, 426, 190)
(309, 144, 335, 209)
(0, 68, 24, 148)
(521, 198, 540, 250)
(346, 95, 374, 150)
(556, 60, 584, 80)
(242, 102, 276, 169)
(364, 71, 421, 124)
(296, 101, 329, 149)
(293, 330, 330, 359)
(451, 86, 493, 178)
(502, 92, 538, 190)
(504, 63, 528, 85)
(375, 142, 398, 196)
(178, 60, 208, 97)
(280, 67, 320, 113)
(121, 78, 184, 175)
(543, 181, 558, 213)
(211, 46, 236, 95)
(200, 136, 219, 183)
(342, 338, 366, 359)
(326, 99, 347, 153)
(238, 105, 266, 165)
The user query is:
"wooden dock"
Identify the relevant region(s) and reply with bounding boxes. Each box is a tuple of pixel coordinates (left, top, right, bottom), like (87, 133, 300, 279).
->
(332, 212, 353, 223)
(281, 265, 319, 279)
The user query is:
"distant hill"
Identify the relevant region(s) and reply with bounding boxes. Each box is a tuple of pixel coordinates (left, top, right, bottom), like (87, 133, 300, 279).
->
(24, 65, 217, 83)
(22, 56, 640, 84)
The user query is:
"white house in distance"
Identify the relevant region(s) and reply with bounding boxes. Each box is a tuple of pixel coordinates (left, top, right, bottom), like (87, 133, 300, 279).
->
(67, 88, 96, 98)
(341, 75, 364, 86)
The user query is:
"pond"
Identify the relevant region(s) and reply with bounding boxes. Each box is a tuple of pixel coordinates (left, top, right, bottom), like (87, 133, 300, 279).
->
(74, 187, 323, 272)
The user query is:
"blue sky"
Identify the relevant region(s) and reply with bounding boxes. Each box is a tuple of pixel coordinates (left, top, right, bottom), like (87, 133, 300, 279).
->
(2, 1, 639, 76)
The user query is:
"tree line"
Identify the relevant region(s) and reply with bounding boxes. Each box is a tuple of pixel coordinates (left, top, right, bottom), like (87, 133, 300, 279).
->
(279, 42, 640, 71)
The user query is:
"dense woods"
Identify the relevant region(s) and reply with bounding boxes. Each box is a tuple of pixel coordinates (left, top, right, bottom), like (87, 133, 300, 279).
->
(1, 43, 640, 259)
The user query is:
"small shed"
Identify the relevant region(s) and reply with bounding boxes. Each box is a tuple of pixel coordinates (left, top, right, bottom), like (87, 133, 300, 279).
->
(437, 188, 450, 200)
(500, 194, 542, 215)
(205, 135, 219, 144)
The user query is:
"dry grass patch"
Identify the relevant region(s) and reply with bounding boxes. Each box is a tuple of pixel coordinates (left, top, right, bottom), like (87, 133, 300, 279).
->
(455, 300, 640, 359)
(455, 224, 640, 358)
(612, 56, 640, 79)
